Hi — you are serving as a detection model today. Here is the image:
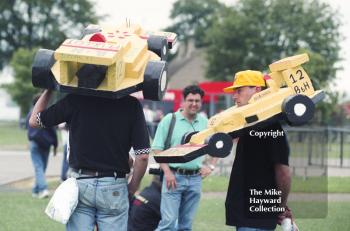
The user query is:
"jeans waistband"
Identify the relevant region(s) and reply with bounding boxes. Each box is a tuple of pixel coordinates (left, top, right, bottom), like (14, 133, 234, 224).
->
(71, 168, 126, 179)
(170, 167, 200, 175)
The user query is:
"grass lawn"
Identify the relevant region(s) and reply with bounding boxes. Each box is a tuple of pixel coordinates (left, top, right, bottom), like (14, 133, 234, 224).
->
(0, 121, 27, 150)
(194, 198, 350, 231)
(0, 192, 348, 231)
(0, 121, 66, 151)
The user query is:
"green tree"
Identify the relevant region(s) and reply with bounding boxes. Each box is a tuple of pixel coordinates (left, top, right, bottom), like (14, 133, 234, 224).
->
(298, 48, 345, 124)
(205, 0, 342, 86)
(0, 0, 99, 117)
(0, 0, 99, 69)
(167, 0, 343, 124)
(203, 0, 343, 124)
(166, 0, 226, 47)
(3, 48, 40, 117)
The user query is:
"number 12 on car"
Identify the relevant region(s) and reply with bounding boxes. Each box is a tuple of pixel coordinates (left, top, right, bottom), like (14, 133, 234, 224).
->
(283, 66, 314, 95)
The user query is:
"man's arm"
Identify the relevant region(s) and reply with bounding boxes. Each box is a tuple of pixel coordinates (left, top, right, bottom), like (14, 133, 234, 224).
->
(200, 157, 218, 178)
(128, 99, 150, 196)
(29, 90, 53, 128)
(154, 150, 176, 190)
(275, 164, 291, 208)
(128, 154, 149, 196)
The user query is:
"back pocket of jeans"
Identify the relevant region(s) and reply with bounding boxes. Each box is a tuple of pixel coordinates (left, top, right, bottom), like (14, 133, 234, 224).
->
(96, 183, 128, 212)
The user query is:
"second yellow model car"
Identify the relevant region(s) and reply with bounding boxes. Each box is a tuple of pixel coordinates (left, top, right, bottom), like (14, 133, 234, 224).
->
(154, 53, 324, 163)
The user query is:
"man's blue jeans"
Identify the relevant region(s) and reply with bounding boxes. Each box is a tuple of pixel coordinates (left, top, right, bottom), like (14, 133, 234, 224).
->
(237, 227, 274, 231)
(30, 141, 50, 194)
(66, 172, 129, 231)
(156, 173, 202, 231)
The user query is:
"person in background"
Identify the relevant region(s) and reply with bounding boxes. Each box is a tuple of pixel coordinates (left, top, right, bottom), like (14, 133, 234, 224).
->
(26, 93, 58, 199)
(152, 85, 218, 231)
(128, 175, 162, 231)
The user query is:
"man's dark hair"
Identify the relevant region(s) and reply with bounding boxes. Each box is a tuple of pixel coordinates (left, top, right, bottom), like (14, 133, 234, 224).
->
(183, 85, 204, 99)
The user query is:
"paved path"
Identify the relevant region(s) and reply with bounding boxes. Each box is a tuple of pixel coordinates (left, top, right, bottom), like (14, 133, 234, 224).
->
(0, 150, 63, 185)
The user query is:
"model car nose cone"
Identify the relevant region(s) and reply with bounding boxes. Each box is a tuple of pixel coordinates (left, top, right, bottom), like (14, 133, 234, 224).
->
(215, 141, 224, 149)
(294, 103, 306, 116)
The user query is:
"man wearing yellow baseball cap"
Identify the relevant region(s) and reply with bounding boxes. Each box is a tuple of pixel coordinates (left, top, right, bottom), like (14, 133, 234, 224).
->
(223, 70, 292, 231)
(223, 70, 266, 107)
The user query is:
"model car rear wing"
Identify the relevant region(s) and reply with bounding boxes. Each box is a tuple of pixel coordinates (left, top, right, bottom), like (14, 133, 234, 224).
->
(141, 31, 177, 48)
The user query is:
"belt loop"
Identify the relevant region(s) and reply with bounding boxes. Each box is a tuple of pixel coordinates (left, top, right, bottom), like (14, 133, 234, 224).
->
(78, 169, 82, 176)
(114, 172, 117, 180)
(95, 171, 98, 177)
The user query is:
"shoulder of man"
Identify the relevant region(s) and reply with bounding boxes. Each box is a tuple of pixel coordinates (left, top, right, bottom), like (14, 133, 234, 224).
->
(159, 112, 174, 125)
(197, 113, 208, 122)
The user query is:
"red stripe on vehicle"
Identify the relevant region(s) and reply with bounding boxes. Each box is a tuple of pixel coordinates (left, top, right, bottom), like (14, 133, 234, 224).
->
(61, 44, 119, 52)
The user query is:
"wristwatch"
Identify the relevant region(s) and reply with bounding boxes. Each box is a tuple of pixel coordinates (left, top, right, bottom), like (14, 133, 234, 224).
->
(208, 164, 215, 171)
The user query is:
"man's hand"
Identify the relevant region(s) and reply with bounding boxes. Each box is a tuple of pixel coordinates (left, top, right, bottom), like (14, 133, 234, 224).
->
(164, 171, 176, 190)
(200, 165, 212, 178)
(29, 90, 53, 128)
(201, 158, 217, 178)
(277, 206, 292, 225)
(158, 162, 177, 190)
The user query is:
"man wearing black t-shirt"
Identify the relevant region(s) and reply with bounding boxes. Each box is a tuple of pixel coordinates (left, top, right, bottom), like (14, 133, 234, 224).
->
(29, 90, 149, 231)
(223, 70, 291, 231)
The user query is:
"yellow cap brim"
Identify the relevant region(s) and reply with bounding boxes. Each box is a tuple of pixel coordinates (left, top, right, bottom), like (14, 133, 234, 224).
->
(223, 86, 235, 93)
(223, 84, 245, 93)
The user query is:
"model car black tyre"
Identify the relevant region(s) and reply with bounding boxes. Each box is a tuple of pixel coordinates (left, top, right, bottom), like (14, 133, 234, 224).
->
(206, 133, 233, 158)
(32, 49, 56, 89)
(181, 131, 199, 144)
(143, 61, 167, 101)
(282, 94, 315, 126)
(147, 36, 168, 61)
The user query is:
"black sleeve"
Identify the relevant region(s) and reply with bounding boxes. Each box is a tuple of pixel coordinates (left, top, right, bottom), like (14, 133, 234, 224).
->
(265, 123, 290, 165)
(131, 99, 150, 155)
(40, 95, 74, 128)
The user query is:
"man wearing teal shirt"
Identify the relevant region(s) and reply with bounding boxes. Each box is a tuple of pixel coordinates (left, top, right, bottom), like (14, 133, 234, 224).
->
(152, 85, 217, 231)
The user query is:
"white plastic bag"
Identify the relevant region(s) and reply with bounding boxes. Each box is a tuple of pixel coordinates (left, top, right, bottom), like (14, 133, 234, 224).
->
(45, 178, 79, 224)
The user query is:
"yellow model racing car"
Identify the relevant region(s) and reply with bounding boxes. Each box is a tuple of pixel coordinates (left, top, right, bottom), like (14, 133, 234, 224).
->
(32, 23, 177, 100)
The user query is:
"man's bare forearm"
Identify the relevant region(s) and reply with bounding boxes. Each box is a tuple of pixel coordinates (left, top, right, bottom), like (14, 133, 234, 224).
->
(154, 149, 171, 174)
(275, 164, 291, 208)
(29, 90, 53, 128)
(128, 154, 148, 194)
